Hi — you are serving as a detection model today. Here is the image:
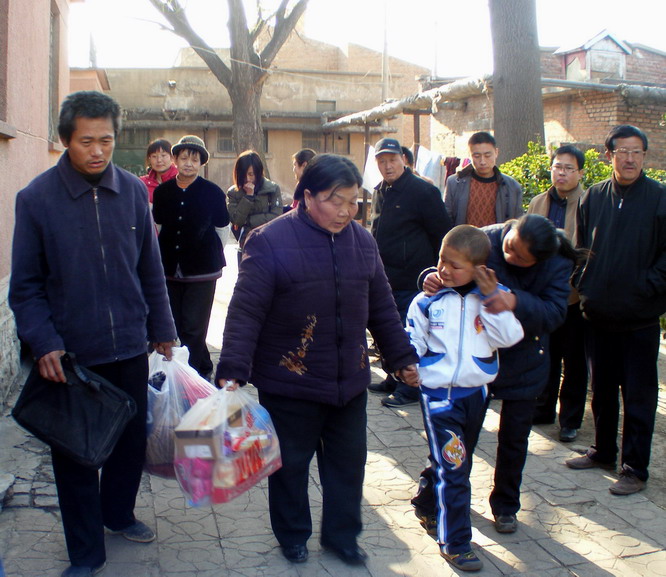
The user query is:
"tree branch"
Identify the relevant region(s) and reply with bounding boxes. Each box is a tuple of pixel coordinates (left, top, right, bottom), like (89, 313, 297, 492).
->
(147, 0, 233, 89)
(259, 0, 309, 72)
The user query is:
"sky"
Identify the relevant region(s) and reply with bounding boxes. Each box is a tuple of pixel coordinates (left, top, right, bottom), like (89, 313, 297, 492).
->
(69, 0, 666, 78)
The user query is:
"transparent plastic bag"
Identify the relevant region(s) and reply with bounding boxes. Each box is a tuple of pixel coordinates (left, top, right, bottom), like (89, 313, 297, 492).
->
(174, 384, 282, 506)
(146, 347, 217, 477)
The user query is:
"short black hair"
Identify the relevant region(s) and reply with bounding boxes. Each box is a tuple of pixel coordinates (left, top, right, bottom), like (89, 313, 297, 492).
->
(58, 91, 121, 144)
(551, 145, 585, 170)
(294, 154, 362, 201)
(146, 139, 172, 159)
(605, 125, 648, 152)
(468, 131, 496, 148)
(441, 225, 490, 266)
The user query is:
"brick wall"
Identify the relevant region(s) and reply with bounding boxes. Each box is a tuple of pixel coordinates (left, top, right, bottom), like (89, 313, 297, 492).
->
(625, 48, 666, 85)
(431, 89, 666, 169)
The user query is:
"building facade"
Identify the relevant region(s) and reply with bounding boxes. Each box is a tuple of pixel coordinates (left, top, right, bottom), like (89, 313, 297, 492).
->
(103, 32, 430, 203)
(428, 31, 666, 167)
(0, 0, 77, 402)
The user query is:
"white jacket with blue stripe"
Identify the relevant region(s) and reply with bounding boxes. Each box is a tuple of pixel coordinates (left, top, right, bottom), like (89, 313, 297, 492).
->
(406, 285, 524, 391)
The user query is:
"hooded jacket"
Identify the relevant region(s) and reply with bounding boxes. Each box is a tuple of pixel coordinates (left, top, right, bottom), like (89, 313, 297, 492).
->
(216, 205, 418, 406)
(9, 152, 177, 366)
(573, 173, 666, 330)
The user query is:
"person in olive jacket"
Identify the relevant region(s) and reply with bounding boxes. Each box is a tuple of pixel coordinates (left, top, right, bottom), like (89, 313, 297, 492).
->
(227, 150, 282, 262)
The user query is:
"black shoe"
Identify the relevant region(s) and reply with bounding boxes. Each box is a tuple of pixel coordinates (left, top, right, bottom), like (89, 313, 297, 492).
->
(559, 427, 578, 442)
(381, 393, 418, 408)
(321, 541, 368, 565)
(494, 514, 517, 533)
(281, 544, 308, 563)
(368, 379, 396, 395)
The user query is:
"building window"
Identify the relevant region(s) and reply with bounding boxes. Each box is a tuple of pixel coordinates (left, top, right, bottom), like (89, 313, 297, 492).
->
(302, 134, 323, 152)
(324, 133, 350, 155)
(217, 128, 233, 153)
(316, 100, 336, 113)
(48, 3, 60, 143)
(117, 128, 150, 148)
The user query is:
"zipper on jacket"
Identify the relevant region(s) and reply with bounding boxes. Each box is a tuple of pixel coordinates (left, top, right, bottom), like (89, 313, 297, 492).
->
(330, 234, 344, 404)
(93, 188, 118, 355)
(448, 296, 466, 399)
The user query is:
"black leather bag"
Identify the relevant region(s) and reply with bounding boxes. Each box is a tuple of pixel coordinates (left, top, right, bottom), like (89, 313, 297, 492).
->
(11, 352, 137, 469)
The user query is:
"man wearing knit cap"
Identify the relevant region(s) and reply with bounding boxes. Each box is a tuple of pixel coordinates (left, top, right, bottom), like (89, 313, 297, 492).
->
(370, 138, 452, 407)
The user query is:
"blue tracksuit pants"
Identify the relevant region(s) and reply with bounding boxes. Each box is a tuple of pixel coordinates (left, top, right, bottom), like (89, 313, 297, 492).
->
(420, 385, 488, 554)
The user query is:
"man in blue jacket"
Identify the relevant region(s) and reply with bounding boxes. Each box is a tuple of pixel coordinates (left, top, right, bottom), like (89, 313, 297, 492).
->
(9, 91, 177, 577)
(369, 138, 452, 407)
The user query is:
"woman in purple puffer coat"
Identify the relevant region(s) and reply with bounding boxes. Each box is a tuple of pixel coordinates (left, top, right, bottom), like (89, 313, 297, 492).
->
(216, 154, 419, 567)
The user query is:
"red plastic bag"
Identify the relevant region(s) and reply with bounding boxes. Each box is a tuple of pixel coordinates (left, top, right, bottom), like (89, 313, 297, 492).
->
(174, 384, 281, 506)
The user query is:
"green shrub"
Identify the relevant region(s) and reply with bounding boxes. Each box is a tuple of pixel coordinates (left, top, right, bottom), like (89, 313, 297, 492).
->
(498, 142, 666, 209)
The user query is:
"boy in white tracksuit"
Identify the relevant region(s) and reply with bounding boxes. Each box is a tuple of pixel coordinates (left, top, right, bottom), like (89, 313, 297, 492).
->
(405, 225, 523, 572)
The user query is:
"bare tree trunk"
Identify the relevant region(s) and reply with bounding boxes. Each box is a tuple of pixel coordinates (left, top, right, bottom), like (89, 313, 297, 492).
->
(148, 0, 309, 161)
(228, 84, 264, 154)
(489, 0, 544, 162)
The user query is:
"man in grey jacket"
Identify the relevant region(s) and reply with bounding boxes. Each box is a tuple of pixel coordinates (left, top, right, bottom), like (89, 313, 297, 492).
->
(9, 91, 177, 577)
(444, 132, 523, 227)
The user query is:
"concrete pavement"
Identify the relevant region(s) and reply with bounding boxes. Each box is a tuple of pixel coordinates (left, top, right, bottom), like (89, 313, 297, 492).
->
(1, 242, 666, 577)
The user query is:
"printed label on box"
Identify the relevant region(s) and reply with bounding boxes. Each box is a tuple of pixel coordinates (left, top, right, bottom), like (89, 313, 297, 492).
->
(184, 444, 214, 459)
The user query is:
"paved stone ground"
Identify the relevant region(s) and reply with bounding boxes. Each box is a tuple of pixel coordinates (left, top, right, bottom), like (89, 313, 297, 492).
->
(2, 243, 666, 577)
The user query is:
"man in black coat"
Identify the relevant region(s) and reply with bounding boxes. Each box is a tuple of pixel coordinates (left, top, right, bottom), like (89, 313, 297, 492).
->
(566, 125, 666, 495)
(369, 138, 452, 407)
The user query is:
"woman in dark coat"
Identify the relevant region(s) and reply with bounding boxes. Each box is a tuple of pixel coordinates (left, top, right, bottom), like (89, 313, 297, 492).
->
(153, 135, 229, 378)
(216, 154, 419, 566)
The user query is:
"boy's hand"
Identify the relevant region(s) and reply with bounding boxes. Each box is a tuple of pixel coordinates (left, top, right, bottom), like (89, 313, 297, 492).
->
(396, 364, 421, 388)
(474, 265, 498, 296)
(423, 273, 445, 296)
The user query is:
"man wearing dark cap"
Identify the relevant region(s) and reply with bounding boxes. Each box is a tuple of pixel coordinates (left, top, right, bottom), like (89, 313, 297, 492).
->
(370, 138, 452, 407)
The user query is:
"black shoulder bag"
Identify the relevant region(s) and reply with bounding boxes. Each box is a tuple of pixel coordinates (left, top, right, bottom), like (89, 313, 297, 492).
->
(12, 352, 137, 469)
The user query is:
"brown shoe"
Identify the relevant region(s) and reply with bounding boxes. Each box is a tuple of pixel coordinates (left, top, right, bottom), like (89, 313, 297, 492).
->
(609, 472, 646, 495)
(565, 454, 615, 470)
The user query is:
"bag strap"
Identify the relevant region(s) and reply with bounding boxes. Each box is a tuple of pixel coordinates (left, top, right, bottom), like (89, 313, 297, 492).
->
(61, 352, 101, 392)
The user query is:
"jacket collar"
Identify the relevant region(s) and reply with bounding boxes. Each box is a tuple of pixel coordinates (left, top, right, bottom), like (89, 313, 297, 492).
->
(57, 151, 121, 199)
(457, 163, 505, 184)
(375, 166, 413, 193)
(546, 183, 584, 204)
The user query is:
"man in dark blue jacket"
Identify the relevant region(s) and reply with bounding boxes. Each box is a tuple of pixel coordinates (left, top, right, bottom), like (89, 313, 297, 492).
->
(9, 91, 177, 577)
(566, 125, 666, 495)
(370, 138, 452, 407)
